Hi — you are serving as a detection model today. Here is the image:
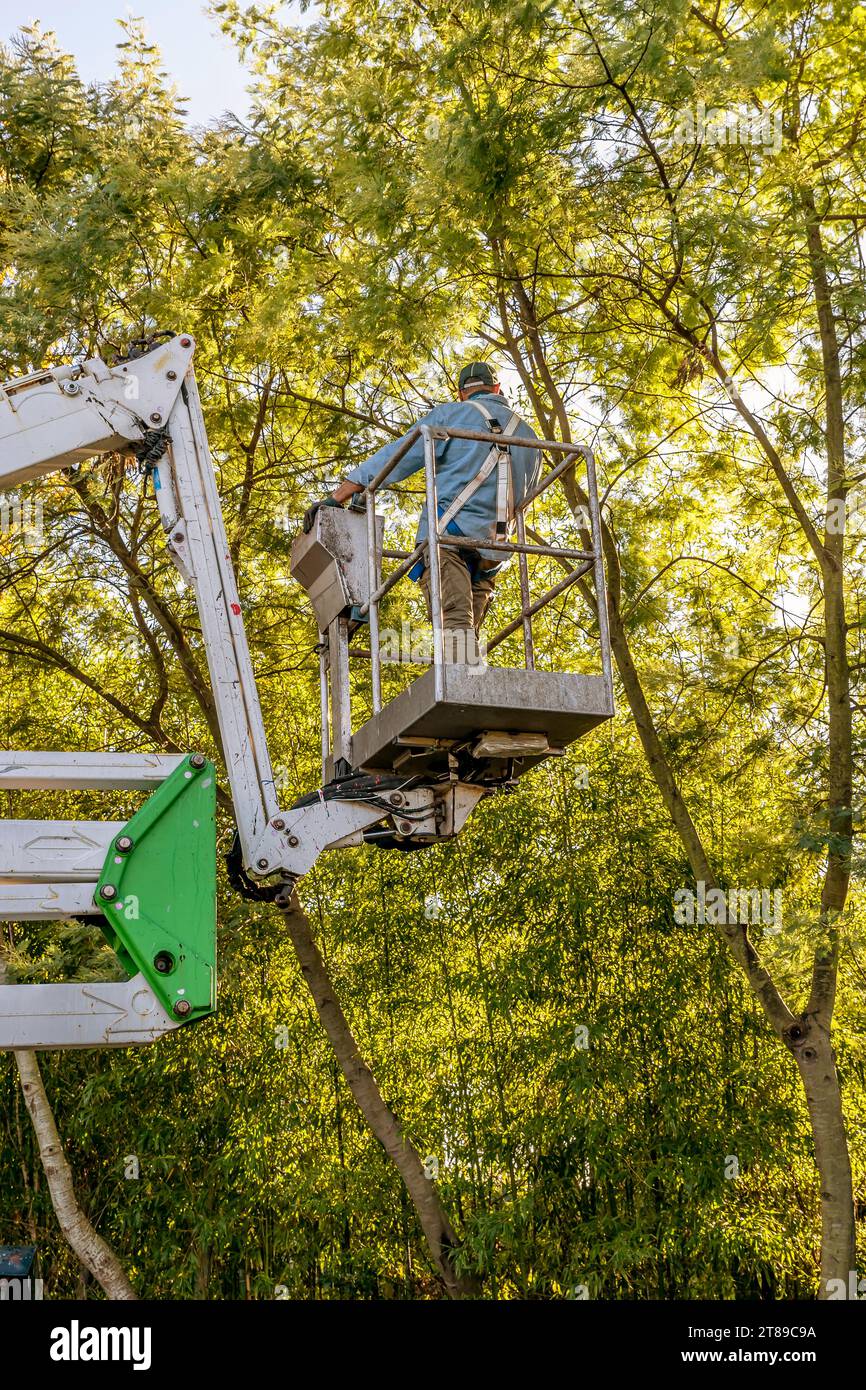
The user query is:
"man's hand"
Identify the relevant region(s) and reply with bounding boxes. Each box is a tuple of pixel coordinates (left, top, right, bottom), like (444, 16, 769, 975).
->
(302, 496, 341, 533)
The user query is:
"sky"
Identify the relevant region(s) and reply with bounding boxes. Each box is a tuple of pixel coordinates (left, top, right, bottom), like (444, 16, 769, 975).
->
(10, 1, 314, 125)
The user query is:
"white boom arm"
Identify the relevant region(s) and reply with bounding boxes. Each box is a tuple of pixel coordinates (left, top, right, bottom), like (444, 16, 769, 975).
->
(0, 335, 481, 1048)
(0, 335, 279, 865)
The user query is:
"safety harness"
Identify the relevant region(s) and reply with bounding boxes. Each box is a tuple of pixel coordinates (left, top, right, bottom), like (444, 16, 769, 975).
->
(437, 397, 523, 540)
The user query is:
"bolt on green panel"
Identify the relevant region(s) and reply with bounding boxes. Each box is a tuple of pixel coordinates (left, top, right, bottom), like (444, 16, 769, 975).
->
(95, 754, 217, 1024)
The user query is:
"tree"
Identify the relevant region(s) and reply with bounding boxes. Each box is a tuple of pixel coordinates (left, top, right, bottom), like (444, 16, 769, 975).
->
(217, 0, 866, 1292)
(1, 4, 863, 1298)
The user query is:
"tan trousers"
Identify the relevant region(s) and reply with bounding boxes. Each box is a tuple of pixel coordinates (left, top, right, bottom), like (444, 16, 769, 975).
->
(420, 548, 496, 662)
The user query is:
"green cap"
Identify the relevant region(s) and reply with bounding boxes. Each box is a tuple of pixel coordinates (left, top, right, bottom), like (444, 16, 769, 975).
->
(458, 361, 497, 391)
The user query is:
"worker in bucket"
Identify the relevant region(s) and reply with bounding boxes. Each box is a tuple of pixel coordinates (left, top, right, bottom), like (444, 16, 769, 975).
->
(303, 362, 541, 663)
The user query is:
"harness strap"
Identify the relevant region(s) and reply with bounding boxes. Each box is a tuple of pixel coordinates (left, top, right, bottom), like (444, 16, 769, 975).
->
(437, 398, 521, 536)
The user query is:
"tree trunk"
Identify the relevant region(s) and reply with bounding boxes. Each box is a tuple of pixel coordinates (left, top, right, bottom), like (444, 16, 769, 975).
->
(799, 186, 855, 1289)
(15, 1049, 137, 1300)
(783, 1017, 855, 1292)
(606, 579, 855, 1292)
(276, 887, 478, 1298)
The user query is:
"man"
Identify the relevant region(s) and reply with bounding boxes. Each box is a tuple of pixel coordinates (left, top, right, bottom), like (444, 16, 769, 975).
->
(303, 362, 540, 662)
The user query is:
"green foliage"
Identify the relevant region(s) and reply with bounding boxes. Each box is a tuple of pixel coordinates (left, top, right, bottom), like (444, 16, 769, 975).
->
(0, 1, 864, 1298)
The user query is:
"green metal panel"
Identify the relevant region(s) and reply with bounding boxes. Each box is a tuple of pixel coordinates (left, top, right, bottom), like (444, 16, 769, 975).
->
(95, 754, 217, 1023)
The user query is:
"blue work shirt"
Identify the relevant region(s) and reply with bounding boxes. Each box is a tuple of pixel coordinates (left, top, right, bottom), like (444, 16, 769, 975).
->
(345, 391, 541, 573)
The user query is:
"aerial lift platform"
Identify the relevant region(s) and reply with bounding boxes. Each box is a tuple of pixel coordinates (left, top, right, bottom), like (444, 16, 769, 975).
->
(0, 334, 613, 1049)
